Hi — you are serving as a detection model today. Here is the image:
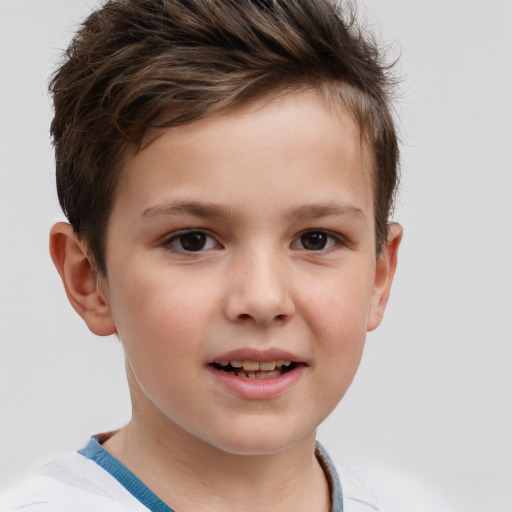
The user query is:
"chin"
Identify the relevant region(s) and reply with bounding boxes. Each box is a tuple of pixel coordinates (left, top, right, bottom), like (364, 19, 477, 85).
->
(200, 422, 316, 457)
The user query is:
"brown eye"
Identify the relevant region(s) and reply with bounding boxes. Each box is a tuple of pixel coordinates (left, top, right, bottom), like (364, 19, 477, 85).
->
(179, 232, 206, 251)
(299, 231, 329, 250)
(167, 231, 216, 252)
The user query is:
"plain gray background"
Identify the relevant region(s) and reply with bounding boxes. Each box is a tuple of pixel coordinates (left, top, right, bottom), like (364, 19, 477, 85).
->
(0, 1, 511, 511)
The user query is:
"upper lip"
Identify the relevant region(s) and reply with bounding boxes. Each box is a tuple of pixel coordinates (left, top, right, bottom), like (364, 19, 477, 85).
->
(209, 347, 306, 365)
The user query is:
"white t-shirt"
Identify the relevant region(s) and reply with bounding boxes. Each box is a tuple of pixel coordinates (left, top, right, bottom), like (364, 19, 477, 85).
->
(1, 437, 451, 512)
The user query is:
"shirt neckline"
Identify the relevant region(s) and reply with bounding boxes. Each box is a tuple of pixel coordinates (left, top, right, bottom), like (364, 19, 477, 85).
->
(78, 435, 343, 512)
(78, 435, 172, 511)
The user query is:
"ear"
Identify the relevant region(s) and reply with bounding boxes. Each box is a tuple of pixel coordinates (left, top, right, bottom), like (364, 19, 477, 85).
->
(367, 223, 403, 332)
(49, 222, 117, 336)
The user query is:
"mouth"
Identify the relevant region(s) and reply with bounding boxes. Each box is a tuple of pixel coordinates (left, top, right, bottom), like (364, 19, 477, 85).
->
(208, 350, 306, 399)
(209, 360, 300, 379)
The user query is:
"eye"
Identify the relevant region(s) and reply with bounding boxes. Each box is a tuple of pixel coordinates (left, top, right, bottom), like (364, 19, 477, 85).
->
(166, 230, 218, 252)
(292, 230, 339, 251)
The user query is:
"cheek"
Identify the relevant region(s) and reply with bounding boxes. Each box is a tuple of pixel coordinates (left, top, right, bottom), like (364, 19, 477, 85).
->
(297, 267, 373, 394)
(299, 266, 375, 339)
(112, 274, 214, 410)
(108, 267, 219, 357)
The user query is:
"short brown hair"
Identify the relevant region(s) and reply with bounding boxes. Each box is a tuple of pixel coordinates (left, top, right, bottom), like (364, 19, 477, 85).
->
(50, 0, 399, 274)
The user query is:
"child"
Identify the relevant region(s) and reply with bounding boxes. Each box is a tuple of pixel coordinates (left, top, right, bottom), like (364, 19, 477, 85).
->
(2, 0, 442, 510)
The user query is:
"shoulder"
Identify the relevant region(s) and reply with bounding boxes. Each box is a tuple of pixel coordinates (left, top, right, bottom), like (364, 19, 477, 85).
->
(1, 452, 147, 512)
(339, 464, 454, 512)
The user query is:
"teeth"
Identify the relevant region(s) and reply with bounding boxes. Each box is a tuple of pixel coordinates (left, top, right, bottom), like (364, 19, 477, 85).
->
(242, 360, 260, 371)
(235, 370, 284, 379)
(255, 370, 282, 379)
(217, 360, 296, 374)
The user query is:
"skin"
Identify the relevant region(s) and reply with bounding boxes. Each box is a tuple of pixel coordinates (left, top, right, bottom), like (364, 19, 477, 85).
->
(50, 89, 402, 512)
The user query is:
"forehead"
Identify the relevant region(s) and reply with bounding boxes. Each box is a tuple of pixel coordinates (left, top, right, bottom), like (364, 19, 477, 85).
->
(113, 90, 374, 224)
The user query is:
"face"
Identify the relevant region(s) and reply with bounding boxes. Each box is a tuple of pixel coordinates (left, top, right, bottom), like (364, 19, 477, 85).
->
(99, 90, 395, 455)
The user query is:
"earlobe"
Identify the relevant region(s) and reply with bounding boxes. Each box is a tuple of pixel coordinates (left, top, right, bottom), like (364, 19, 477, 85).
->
(367, 223, 403, 332)
(49, 222, 117, 336)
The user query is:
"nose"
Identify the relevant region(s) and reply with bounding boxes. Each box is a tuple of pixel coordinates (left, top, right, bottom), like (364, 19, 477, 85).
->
(223, 248, 295, 326)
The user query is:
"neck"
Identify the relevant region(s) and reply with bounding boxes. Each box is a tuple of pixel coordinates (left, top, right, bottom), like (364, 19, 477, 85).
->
(103, 411, 330, 512)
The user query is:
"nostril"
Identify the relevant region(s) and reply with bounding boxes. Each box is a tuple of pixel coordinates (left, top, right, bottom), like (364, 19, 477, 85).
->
(238, 313, 288, 322)
(226, 291, 295, 325)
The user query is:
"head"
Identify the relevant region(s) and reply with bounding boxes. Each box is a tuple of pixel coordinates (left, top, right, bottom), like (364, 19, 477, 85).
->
(49, 0, 402, 456)
(50, 0, 399, 275)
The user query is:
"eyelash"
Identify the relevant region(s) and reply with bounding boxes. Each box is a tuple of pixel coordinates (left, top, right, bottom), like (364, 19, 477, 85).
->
(163, 229, 347, 254)
(164, 230, 219, 253)
(291, 230, 347, 252)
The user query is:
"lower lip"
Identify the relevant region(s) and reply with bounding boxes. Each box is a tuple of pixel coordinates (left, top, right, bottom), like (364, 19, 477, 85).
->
(207, 365, 305, 400)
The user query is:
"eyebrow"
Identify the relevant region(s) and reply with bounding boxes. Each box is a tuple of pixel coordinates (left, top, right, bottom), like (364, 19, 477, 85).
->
(142, 200, 365, 221)
(142, 201, 237, 219)
(290, 203, 366, 222)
